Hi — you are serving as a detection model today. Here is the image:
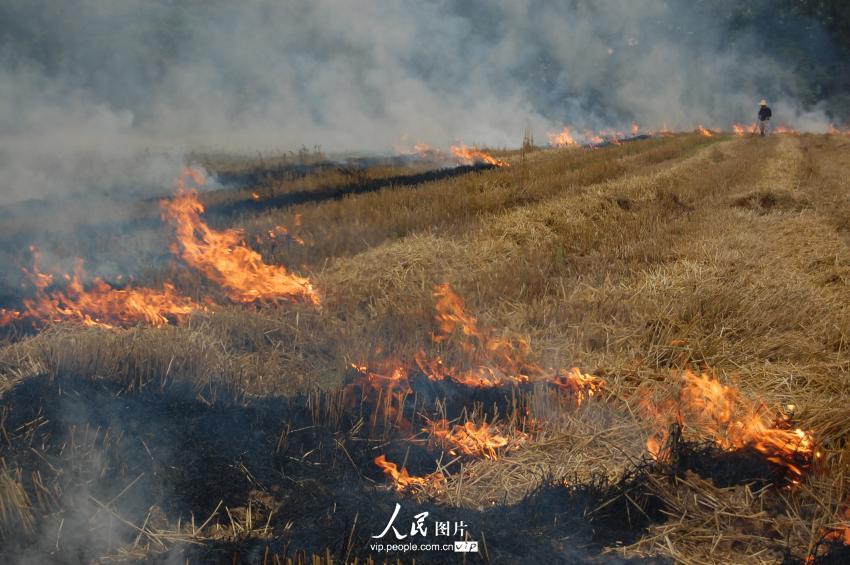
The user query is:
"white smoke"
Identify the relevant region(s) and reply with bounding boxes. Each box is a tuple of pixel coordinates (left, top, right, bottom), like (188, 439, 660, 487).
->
(0, 0, 837, 204)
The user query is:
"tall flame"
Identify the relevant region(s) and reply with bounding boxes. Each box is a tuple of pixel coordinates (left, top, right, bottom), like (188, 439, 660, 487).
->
(548, 126, 578, 147)
(160, 168, 320, 306)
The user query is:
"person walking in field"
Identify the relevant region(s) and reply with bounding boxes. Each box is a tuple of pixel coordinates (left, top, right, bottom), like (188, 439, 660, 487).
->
(758, 99, 772, 136)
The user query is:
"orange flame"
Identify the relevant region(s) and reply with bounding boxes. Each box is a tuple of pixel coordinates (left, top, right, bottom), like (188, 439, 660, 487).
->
(395, 137, 445, 160)
(6, 248, 201, 328)
(345, 361, 412, 430)
(416, 284, 604, 401)
(416, 283, 538, 387)
(373, 455, 444, 491)
(547, 126, 578, 147)
(161, 168, 320, 306)
(450, 144, 510, 167)
(644, 371, 815, 482)
(267, 215, 305, 246)
(582, 129, 605, 145)
(696, 125, 713, 137)
(631, 121, 640, 136)
(0, 309, 21, 326)
(731, 123, 757, 136)
(430, 419, 513, 460)
(346, 284, 603, 425)
(550, 367, 605, 403)
(826, 124, 850, 136)
(773, 124, 800, 135)
(822, 507, 850, 546)
(413, 142, 443, 159)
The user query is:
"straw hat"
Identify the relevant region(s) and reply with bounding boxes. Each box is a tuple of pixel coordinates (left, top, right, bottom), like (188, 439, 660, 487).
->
(759, 99, 768, 106)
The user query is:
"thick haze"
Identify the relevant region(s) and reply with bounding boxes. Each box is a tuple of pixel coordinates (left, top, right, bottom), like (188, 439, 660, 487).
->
(0, 0, 838, 203)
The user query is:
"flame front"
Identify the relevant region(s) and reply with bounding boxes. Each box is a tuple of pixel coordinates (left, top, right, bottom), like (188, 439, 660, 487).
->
(349, 283, 603, 410)
(450, 144, 510, 167)
(7, 248, 201, 329)
(161, 168, 320, 306)
(414, 283, 539, 387)
(416, 284, 603, 400)
(644, 371, 815, 482)
(373, 455, 444, 492)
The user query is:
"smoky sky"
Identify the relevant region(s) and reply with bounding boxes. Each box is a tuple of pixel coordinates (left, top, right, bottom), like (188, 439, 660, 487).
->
(0, 0, 837, 203)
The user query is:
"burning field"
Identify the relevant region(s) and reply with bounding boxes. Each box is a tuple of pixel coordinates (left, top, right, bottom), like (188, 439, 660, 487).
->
(1, 132, 850, 564)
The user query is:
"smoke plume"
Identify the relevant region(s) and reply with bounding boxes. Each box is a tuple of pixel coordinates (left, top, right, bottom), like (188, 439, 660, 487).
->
(0, 0, 839, 203)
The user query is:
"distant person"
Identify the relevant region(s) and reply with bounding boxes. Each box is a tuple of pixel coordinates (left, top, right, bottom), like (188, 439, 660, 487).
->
(758, 99, 772, 136)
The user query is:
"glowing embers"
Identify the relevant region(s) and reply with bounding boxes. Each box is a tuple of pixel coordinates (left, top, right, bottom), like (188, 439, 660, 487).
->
(822, 507, 850, 547)
(160, 168, 320, 306)
(643, 371, 815, 483)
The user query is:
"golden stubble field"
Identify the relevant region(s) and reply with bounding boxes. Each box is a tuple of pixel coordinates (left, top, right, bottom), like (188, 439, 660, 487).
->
(0, 132, 849, 564)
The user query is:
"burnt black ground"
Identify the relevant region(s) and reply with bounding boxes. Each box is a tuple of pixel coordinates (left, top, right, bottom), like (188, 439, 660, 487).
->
(0, 372, 675, 564)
